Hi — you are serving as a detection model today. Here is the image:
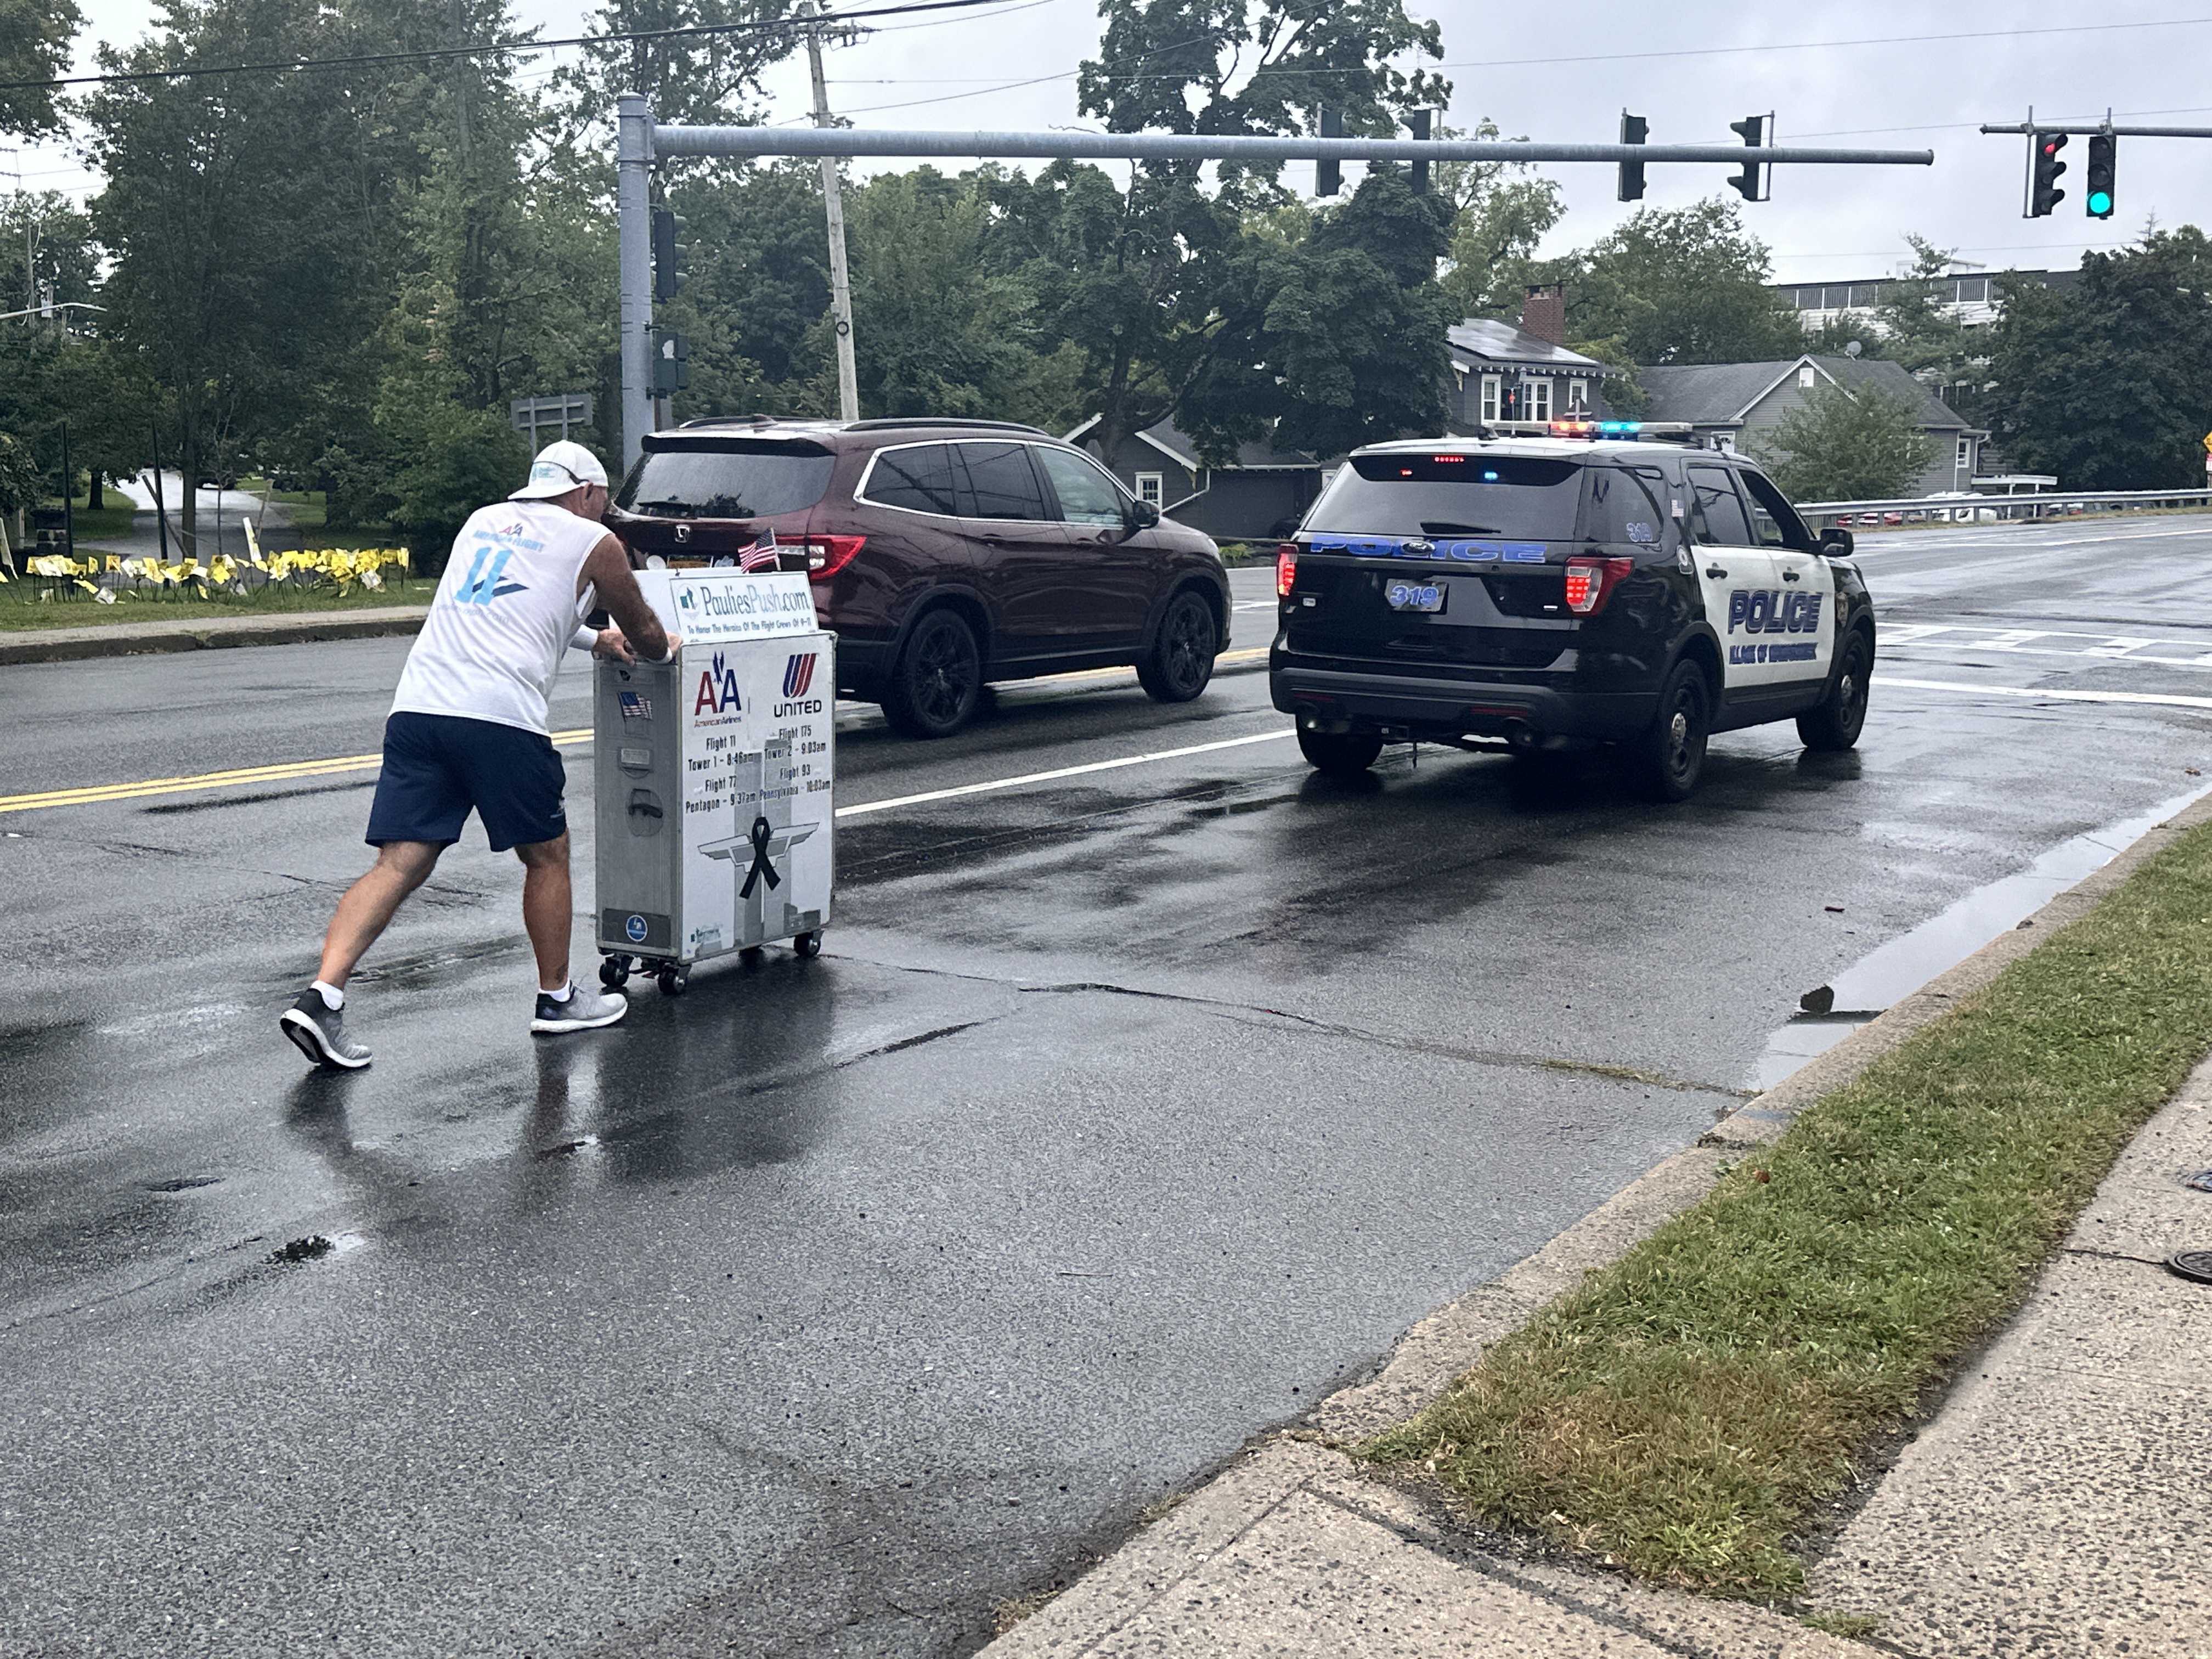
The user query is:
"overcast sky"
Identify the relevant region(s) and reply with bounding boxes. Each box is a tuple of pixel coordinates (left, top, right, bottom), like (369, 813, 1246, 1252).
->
(8, 1, 2204, 286)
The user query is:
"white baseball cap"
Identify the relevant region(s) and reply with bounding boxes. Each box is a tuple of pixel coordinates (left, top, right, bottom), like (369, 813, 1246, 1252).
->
(511, 439, 610, 500)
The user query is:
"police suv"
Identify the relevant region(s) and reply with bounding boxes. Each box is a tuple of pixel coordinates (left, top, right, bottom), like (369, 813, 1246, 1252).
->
(1268, 422, 1875, 799)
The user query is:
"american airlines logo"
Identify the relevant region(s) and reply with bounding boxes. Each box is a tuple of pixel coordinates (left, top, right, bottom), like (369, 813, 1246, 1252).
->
(782, 653, 818, 698)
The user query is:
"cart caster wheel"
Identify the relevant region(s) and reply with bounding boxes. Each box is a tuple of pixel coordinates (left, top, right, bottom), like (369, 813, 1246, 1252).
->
(793, 930, 822, 960)
(657, 967, 687, 997)
(599, 956, 630, 989)
(739, 946, 764, 966)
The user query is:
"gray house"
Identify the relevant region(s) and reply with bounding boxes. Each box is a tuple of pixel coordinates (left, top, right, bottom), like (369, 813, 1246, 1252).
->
(1444, 284, 1620, 430)
(1065, 415, 1323, 543)
(1635, 354, 1989, 497)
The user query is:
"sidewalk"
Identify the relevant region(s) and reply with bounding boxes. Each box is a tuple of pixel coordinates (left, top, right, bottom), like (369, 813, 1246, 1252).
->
(984, 809, 2212, 1658)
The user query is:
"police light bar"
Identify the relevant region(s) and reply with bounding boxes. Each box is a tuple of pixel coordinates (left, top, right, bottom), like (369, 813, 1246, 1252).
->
(1479, 420, 1706, 445)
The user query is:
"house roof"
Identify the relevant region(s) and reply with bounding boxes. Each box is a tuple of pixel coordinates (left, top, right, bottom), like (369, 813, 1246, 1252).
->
(1447, 318, 1608, 373)
(1064, 414, 1321, 472)
(1637, 355, 1967, 431)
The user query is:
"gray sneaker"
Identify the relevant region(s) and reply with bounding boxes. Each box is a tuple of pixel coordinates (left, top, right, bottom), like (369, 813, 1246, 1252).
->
(531, 984, 629, 1035)
(281, 988, 371, 1070)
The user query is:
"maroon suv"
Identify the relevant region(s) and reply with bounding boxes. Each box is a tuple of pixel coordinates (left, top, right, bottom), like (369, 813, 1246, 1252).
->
(607, 417, 1230, 737)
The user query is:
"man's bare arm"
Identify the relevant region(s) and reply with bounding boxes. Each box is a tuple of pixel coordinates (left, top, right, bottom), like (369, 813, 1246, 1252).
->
(579, 534, 675, 662)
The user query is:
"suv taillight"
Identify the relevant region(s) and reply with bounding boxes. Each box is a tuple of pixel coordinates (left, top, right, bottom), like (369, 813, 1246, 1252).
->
(1563, 555, 1634, 616)
(803, 533, 866, 578)
(1276, 542, 1297, 598)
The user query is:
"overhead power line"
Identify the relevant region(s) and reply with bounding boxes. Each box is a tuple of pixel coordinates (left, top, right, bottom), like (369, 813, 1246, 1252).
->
(0, 0, 1012, 93)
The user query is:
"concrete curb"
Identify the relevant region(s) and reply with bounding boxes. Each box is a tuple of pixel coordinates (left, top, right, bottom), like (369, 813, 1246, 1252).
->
(981, 788, 2212, 1656)
(0, 608, 430, 664)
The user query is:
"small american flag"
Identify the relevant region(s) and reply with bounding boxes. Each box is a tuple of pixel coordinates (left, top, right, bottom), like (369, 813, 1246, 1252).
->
(737, 529, 778, 573)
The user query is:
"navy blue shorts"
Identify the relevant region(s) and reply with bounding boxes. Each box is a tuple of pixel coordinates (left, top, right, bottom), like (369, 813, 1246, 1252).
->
(365, 713, 567, 853)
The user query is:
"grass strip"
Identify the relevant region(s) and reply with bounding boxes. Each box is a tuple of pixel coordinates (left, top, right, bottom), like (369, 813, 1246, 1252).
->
(0, 583, 424, 633)
(1365, 819, 2212, 1600)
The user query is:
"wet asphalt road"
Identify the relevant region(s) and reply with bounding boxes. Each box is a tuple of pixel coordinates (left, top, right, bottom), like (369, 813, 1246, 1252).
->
(5, 522, 2211, 1657)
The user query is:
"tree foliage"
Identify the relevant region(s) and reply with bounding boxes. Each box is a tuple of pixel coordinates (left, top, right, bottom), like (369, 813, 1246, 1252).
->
(1562, 201, 1807, 366)
(1984, 231, 2212, 490)
(0, 0, 82, 139)
(1748, 381, 1936, 503)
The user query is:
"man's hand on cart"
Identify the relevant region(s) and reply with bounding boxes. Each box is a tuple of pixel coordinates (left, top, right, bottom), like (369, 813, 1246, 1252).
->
(591, 627, 636, 663)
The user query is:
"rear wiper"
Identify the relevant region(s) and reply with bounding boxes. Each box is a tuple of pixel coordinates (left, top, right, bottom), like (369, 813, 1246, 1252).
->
(1421, 521, 1500, 535)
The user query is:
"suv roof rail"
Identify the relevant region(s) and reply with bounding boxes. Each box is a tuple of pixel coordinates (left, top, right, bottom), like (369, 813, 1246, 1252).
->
(842, 417, 1053, 437)
(678, 413, 783, 428)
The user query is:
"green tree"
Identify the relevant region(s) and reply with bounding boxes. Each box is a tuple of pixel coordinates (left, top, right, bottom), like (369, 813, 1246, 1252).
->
(0, 0, 82, 139)
(1433, 119, 1564, 322)
(563, 0, 802, 129)
(83, 0, 383, 556)
(1871, 234, 1976, 380)
(1748, 381, 1936, 501)
(1983, 232, 2212, 490)
(1066, 0, 1449, 456)
(1564, 200, 1805, 366)
(1181, 167, 1451, 460)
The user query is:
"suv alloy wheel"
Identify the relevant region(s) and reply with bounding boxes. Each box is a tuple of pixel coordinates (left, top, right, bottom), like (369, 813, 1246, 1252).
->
(883, 608, 983, 738)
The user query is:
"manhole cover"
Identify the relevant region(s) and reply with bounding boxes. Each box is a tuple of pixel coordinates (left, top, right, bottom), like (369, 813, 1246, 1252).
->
(2167, 1250, 2212, 1285)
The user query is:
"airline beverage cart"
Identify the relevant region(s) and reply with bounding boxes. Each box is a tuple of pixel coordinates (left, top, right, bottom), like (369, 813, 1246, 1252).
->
(592, 567, 836, 996)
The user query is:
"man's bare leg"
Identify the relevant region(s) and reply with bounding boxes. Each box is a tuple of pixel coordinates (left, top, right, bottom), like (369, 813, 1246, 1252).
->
(516, 833, 573, 992)
(317, 840, 445, 988)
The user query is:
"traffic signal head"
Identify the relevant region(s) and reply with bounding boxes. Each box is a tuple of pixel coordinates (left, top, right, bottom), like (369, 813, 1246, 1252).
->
(1407, 108, 1431, 196)
(2029, 131, 2068, 217)
(651, 329, 690, 394)
(1316, 107, 1342, 198)
(2085, 133, 2116, 219)
(1618, 111, 1648, 202)
(1728, 114, 1767, 202)
(651, 209, 689, 303)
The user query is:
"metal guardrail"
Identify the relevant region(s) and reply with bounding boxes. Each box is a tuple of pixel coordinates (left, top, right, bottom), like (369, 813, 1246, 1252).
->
(1797, 488, 2212, 525)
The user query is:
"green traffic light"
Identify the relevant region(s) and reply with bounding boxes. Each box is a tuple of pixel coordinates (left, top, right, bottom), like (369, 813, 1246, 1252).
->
(2089, 190, 2112, 215)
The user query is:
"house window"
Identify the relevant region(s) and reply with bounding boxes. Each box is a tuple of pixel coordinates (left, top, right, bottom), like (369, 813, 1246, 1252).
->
(1480, 375, 1501, 424)
(1566, 379, 1589, 412)
(1526, 379, 1552, 422)
(1957, 438, 1972, 470)
(1798, 364, 1816, 389)
(1135, 472, 1164, 506)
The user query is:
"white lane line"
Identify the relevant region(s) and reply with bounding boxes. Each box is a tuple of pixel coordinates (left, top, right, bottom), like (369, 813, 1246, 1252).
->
(835, 727, 1296, 819)
(1877, 676, 2212, 712)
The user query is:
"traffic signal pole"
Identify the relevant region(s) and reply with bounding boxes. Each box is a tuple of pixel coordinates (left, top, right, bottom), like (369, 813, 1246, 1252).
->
(617, 111, 1933, 467)
(617, 92, 654, 476)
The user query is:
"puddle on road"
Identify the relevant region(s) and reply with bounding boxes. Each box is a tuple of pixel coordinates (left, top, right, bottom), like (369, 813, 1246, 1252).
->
(1753, 779, 2212, 1090)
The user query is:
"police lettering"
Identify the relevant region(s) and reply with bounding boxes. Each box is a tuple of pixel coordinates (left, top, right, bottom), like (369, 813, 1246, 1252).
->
(1725, 589, 1824, 635)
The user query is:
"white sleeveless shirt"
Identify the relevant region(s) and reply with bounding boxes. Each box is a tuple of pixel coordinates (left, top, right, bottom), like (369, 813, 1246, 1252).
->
(390, 500, 605, 735)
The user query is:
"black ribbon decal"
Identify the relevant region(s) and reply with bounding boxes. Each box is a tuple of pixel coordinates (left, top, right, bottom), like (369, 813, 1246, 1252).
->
(738, 814, 781, 898)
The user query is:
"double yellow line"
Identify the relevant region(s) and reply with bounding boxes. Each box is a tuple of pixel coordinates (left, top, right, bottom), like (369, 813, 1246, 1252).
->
(0, 729, 594, 817)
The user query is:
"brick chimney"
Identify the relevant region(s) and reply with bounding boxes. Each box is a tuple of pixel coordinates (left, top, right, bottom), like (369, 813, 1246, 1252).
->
(1519, 282, 1566, 346)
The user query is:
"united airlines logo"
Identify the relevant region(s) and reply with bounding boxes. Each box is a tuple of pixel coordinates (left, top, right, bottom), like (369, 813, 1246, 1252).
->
(456, 546, 527, 606)
(693, 651, 743, 715)
(782, 653, 819, 698)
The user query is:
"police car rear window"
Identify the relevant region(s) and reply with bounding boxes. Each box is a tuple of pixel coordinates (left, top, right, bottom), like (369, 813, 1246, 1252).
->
(617, 438, 836, 519)
(1307, 454, 1582, 540)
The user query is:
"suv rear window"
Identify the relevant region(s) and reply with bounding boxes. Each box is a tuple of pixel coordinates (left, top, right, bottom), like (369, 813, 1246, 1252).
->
(1308, 454, 1582, 540)
(617, 438, 836, 518)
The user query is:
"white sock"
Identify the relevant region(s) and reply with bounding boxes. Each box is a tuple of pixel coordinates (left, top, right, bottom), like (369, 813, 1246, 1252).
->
(313, 980, 344, 1011)
(544, 982, 573, 1003)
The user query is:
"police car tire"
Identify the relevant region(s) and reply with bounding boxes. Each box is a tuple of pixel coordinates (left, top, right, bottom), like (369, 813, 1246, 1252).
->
(1798, 629, 1872, 752)
(1136, 590, 1217, 703)
(1299, 728, 1385, 777)
(1638, 659, 1711, 802)
(883, 608, 982, 738)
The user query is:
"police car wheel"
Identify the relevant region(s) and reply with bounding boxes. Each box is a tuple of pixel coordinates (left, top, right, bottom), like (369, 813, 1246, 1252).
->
(1298, 727, 1385, 777)
(883, 609, 982, 738)
(1798, 630, 1872, 752)
(1136, 590, 1217, 703)
(1638, 661, 1711, 802)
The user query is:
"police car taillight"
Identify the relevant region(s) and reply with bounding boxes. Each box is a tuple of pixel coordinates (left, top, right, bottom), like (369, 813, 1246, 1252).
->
(1276, 542, 1297, 598)
(1563, 555, 1634, 615)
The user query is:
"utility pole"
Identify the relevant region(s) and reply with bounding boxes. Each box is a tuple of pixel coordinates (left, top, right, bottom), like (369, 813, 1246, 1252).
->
(805, 3, 860, 423)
